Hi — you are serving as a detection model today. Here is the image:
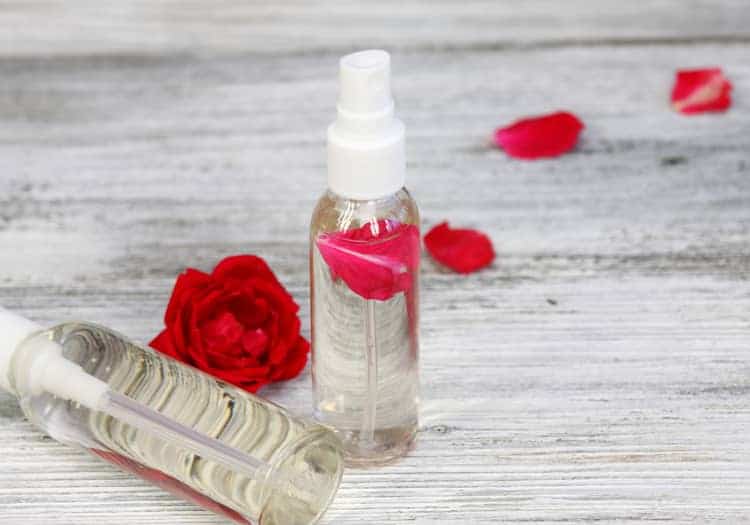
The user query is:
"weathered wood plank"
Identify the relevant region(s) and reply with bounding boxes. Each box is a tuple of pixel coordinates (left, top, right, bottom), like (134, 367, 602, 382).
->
(1, 0, 750, 58)
(1, 3, 749, 523)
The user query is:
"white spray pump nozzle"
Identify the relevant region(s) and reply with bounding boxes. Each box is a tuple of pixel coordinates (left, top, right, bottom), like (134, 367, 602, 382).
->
(0, 307, 42, 393)
(338, 50, 393, 116)
(327, 49, 406, 201)
(0, 306, 108, 407)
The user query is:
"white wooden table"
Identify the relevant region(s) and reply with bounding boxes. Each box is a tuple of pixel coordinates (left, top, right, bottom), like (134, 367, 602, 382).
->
(1, 1, 749, 523)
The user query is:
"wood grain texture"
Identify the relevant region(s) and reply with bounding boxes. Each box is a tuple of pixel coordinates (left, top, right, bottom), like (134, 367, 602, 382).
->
(1, 1, 750, 523)
(2, 0, 750, 58)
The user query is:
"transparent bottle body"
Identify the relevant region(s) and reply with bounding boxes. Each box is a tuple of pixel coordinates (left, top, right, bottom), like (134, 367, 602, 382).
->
(11, 322, 343, 525)
(310, 188, 420, 466)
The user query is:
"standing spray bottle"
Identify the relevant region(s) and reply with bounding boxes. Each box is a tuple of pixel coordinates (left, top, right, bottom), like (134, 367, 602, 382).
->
(310, 50, 420, 465)
(0, 307, 343, 525)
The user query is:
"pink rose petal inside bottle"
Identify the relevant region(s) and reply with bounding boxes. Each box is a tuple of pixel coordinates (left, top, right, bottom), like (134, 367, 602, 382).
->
(316, 219, 420, 301)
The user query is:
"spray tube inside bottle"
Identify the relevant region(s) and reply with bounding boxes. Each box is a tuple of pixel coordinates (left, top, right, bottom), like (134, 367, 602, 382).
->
(0, 307, 343, 524)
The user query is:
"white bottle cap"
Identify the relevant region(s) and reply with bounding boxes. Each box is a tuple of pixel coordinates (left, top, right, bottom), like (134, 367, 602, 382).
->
(0, 307, 41, 392)
(327, 50, 406, 200)
(0, 306, 109, 408)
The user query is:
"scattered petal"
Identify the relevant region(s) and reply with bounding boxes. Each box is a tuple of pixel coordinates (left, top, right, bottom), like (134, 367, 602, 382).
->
(493, 111, 584, 160)
(671, 67, 732, 114)
(424, 222, 495, 274)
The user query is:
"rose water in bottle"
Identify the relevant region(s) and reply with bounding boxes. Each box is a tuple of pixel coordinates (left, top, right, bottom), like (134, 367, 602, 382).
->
(0, 307, 343, 525)
(310, 50, 420, 466)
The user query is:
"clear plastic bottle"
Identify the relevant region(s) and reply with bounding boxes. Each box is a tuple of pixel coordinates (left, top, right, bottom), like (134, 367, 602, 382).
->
(0, 308, 343, 525)
(310, 50, 420, 466)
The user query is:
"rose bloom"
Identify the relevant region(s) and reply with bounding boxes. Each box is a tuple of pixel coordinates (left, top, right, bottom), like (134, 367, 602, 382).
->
(150, 255, 309, 393)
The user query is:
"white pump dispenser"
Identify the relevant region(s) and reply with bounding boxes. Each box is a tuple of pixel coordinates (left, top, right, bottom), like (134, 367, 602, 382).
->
(327, 49, 406, 200)
(0, 307, 40, 392)
(0, 307, 108, 407)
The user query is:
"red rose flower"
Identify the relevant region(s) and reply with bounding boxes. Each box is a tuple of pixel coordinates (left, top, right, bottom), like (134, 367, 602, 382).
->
(150, 255, 309, 393)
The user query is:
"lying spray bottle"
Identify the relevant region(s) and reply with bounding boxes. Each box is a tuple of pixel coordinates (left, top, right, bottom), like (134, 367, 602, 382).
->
(0, 307, 343, 525)
(310, 50, 420, 465)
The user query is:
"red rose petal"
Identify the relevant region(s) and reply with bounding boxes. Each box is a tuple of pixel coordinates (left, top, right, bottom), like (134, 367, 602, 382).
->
(149, 330, 182, 360)
(316, 219, 420, 301)
(206, 364, 272, 385)
(424, 222, 495, 274)
(493, 111, 584, 160)
(200, 311, 244, 350)
(271, 338, 310, 381)
(163, 269, 211, 325)
(230, 295, 269, 328)
(241, 381, 266, 393)
(193, 289, 230, 321)
(241, 328, 269, 359)
(249, 278, 298, 314)
(212, 255, 280, 288)
(267, 316, 300, 365)
(671, 67, 732, 115)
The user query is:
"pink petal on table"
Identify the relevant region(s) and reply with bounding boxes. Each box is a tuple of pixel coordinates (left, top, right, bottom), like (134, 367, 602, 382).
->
(424, 222, 495, 274)
(671, 67, 732, 114)
(493, 111, 584, 160)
